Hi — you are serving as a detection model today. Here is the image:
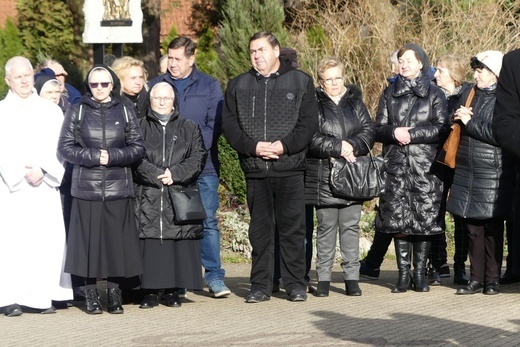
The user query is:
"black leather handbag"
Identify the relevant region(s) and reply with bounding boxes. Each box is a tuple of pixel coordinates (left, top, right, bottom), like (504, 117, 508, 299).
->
(168, 184, 207, 225)
(329, 140, 385, 200)
(166, 118, 206, 225)
(328, 105, 385, 200)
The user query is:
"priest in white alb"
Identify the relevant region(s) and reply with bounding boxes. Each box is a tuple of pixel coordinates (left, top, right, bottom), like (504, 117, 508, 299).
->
(0, 56, 72, 317)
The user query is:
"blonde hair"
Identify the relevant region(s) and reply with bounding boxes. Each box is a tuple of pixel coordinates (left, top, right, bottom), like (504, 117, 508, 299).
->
(435, 54, 466, 87)
(111, 56, 148, 85)
(317, 56, 345, 80)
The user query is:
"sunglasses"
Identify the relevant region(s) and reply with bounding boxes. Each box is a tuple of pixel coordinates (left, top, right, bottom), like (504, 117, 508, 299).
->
(89, 82, 111, 89)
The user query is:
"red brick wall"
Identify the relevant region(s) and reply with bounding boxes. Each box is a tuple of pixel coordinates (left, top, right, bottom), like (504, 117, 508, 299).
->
(0, 0, 18, 28)
(160, 0, 195, 38)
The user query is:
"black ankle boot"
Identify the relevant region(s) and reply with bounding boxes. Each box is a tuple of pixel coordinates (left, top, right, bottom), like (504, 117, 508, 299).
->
(392, 238, 412, 293)
(316, 281, 330, 297)
(412, 240, 430, 292)
(107, 288, 124, 314)
(85, 289, 103, 314)
(345, 280, 362, 296)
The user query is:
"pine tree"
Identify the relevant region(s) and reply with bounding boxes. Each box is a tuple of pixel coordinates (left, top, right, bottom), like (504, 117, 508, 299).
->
(217, 0, 288, 84)
(17, 0, 77, 63)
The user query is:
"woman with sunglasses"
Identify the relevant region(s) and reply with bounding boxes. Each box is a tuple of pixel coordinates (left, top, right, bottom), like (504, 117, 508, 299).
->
(305, 56, 375, 297)
(58, 65, 145, 314)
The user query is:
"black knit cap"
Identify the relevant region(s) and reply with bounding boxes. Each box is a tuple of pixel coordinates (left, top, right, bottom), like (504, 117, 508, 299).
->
(401, 43, 430, 73)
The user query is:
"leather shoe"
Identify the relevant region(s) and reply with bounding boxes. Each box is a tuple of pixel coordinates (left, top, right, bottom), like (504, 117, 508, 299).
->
(245, 290, 270, 303)
(484, 281, 500, 295)
(4, 304, 23, 317)
(456, 280, 484, 295)
(345, 280, 362, 296)
(315, 281, 330, 297)
(162, 292, 181, 307)
(289, 290, 307, 302)
(139, 294, 159, 309)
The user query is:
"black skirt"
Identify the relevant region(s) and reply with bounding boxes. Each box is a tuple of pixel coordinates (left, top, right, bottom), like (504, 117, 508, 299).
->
(65, 198, 143, 278)
(140, 238, 203, 290)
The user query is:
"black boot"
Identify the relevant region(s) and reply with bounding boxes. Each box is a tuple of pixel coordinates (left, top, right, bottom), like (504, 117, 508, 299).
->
(315, 281, 330, 297)
(428, 265, 442, 286)
(412, 240, 430, 292)
(392, 238, 412, 293)
(85, 289, 103, 314)
(107, 288, 124, 314)
(453, 262, 469, 285)
(345, 280, 362, 296)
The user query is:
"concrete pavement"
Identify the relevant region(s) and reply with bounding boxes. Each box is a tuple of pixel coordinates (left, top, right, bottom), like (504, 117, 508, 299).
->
(3, 260, 520, 347)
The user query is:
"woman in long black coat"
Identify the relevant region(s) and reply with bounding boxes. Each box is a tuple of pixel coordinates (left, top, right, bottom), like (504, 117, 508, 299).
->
(133, 82, 207, 308)
(447, 51, 514, 295)
(375, 44, 447, 293)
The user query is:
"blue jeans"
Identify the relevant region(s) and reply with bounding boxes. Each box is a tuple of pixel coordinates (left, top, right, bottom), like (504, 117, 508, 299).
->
(199, 175, 225, 283)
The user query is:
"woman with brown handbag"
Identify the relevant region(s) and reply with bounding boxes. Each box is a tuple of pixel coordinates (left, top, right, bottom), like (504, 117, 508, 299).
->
(446, 51, 514, 295)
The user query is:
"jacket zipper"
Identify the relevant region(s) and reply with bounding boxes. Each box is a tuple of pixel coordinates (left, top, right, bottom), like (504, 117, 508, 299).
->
(101, 109, 107, 201)
(160, 124, 166, 244)
(264, 79, 269, 172)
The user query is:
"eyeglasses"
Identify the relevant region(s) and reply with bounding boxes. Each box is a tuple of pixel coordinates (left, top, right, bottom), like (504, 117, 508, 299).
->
(151, 96, 174, 102)
(89, 82, 111, 89)
(321, 77, 344, 86)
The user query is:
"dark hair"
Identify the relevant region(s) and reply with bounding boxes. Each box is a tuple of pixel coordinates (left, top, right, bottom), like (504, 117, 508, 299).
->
(167, 37, 196, 58)
(249, 31, 280, 49)
(397, 43, 430, 73)
(470, 56, 488, 71)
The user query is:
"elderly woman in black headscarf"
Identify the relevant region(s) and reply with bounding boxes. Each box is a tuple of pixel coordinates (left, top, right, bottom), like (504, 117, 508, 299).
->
(375, 44, 448, 293)
(58, 65, 145, 315)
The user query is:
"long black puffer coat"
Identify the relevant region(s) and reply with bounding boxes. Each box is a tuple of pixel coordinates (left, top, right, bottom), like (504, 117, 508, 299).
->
(375, 72, 448, 235)
(133, 109, 207, 240)
(305, 84, 375, 206)
(446, 87, 514, 220)
(58, 66, 145, 201)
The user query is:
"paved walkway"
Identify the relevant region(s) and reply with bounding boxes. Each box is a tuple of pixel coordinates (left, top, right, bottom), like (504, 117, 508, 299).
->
(3, 261, 520, 347)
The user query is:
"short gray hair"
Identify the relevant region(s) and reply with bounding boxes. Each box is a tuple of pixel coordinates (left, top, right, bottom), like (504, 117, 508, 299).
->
(5, 56, 32, 78)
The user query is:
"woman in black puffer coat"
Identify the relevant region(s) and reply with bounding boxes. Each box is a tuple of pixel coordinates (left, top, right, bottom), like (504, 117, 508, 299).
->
(375, 44, 447, 293)
(305, 57, 375, 297)
(447, 51, 514, 296)
(58, 65, 145, 314)
(133, 82, 207, 309)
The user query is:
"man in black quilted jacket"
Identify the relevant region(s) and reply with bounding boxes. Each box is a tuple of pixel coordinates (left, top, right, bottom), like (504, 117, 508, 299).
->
(222, 31, 318, 303)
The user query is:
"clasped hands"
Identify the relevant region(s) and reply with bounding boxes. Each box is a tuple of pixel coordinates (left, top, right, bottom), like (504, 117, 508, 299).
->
(394, 127, 412, 146)
(158, 168, 174, 186)
(100, 149, 109, 166)
(341, 141, 356, 163)
(256, 141, 284, 160)
(452, 106, 472, 125)
(25, 165, 44, 187)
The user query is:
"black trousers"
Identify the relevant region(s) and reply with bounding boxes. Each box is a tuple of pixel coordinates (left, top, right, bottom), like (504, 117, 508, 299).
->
(246, 175, 307, 295)
(274, 204, 314, 284)
(466, 218, 504, 283)
(364, 230, 393, 269)
(453, 215, 469, 266)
